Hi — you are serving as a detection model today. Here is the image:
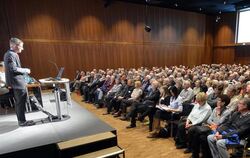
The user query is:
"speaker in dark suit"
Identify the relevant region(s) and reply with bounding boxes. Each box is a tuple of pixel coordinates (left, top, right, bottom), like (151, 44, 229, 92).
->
(3, 37, 35, 126)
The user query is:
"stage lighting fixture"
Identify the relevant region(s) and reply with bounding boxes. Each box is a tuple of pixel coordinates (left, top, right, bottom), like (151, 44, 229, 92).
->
(144, 25, 151, 32)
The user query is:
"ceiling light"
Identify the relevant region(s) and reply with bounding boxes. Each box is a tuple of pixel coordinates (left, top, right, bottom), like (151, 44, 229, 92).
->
(174, 3, 178, 7)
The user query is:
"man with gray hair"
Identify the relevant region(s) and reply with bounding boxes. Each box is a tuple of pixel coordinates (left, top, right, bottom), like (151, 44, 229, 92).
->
(4, 37, 35, 126)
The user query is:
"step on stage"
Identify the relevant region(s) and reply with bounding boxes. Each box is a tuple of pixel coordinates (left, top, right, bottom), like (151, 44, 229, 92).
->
(0, 93, 117, 158)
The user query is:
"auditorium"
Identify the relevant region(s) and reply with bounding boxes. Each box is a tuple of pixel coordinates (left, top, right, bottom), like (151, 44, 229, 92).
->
(0, 0, 250, 158)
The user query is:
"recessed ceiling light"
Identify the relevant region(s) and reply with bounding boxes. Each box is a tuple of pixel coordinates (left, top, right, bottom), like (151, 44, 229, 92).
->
(223, 1, 226, 5)
(174, 3, 178, 7)
(199, 8, 202, 11)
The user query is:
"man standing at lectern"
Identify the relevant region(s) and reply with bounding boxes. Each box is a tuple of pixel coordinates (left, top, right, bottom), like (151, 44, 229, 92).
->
(4, 37, 35, 126)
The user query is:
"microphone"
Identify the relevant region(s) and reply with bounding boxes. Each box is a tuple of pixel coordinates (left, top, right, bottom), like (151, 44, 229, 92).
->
(48, 60, 59, 72)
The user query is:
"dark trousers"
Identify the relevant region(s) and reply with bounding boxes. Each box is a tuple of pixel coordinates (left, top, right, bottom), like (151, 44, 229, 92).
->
(82, 86, 90, 101)
(120, 99, 134, 114)
(130, 103, 146, 125)
(190, 126, 212, 158)
(154, 109, 172, 120)
(175, 121, 188, 146)
(107, 98, 122, 113)
(13, 89, 27, 122)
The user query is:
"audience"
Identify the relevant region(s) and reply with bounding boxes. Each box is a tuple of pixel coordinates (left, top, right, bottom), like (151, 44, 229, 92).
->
(73, 64, 250, 158)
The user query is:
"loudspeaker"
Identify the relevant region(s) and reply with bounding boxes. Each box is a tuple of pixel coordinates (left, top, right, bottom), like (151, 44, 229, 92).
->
(144, 25, 151, 32)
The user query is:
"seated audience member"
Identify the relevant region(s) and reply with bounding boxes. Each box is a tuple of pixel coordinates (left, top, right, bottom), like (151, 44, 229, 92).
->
(102, 78, 122, 109)
(111, 79, 134, 117)
(177, 80, 194, 105)
(0, 62, 14, 108)
(193, 80, 201, 96)
(200, 78, 208, 93)
(148, 86, 182, 138)
(126, 80, 160, 130)
(74, 71, 90, 95)
(0, 62, 9, 95)
(207, 84, 224, 109)
(246, 82, 250, 98)
(206, 79, 214, 96)
(94, 75, 114, 107)
(207, 98, 250, 158)
(189, 95, 231, 158)
(225, 84, 241, 113)
(174, 78, 183, 95)
(84, 73, 102, 103)
(69, 70, 81, 92)
(82, 72, 95, 101)
(175, 92, 212, 150)
(141, 75, 151, 96)
(119, 80, 143, 120)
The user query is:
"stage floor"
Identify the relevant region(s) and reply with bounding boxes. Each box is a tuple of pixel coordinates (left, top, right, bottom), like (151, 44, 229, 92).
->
(0, 93, 115, 155)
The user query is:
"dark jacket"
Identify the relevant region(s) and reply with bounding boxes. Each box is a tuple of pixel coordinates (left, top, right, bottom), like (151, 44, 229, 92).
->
(116, 85, 134, 99)
(143, 89, 161, 104)
(4, 50, 27, 89)
(217, 111, 250, 139)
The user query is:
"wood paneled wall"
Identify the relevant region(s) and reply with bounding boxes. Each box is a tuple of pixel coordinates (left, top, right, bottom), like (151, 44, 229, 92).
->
(235, 46, 250, 65)
(0, 0, 213, 79)
(213, 12, 250, 65)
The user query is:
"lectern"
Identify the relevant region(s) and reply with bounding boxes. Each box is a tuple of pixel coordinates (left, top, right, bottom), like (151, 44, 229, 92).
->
(39, 78, 72, 121)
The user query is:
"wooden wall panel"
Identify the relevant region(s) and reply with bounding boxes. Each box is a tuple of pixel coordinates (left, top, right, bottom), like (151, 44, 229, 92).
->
(0, 0, 213, 79)
(213, 13, 250, 64)
(213, 13, 236, 64)
(214, 13, 237, 46)
(213, 48, 235, 64)
(203, 16, 214, 64)
(235, 46, 250, 65)
(0, 0, 10, 60)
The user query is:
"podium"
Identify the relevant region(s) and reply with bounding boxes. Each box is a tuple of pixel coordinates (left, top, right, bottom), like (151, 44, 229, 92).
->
(39, 78, 72, 121)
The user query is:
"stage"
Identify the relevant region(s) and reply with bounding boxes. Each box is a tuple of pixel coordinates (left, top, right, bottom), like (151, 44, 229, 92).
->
(0, 93, 115, 157)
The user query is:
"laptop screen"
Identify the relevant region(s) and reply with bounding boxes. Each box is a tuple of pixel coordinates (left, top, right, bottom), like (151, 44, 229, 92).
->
(55, 67, 64, 80)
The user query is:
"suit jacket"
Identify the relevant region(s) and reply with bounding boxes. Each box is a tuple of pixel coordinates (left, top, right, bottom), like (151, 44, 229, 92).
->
(143, 89, 160, 104)
(4, 50, 27, 89)
(218, 111, 250, 139)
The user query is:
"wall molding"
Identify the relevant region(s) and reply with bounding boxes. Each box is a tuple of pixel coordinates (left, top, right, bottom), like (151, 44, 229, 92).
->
(22, 38, 205, 47)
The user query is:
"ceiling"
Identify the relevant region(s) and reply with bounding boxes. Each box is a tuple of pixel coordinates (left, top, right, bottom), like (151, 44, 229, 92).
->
(114, 0, 250, 14)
